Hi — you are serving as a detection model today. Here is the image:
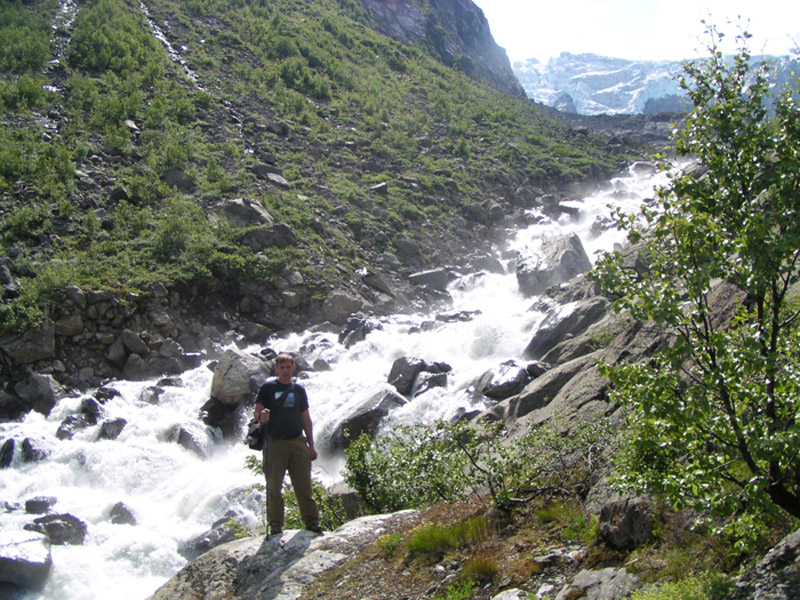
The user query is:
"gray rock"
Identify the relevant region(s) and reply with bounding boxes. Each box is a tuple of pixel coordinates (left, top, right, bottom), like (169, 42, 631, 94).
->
(0, 530, 52, 589)
(24, 513, 87, 546)
(241, 223, 297, 251)
(24, 497, 56, 515)
(54, 314, 83, 337)
(96, 418, 126, 441)
(149, 511, 418, 600)
(408, 268, 450, 292)
(0, 319, 55, 364)
(210, 349, 271, 407)
(726, 527, 800, 600)
(555, 567, 639, 600)
(0, 439, 13, 469)
(119, 330, 149, 356)
(13, 374, 63, 416)
(56, 415, 91, 440)
(180, 513, 249, 560)
(338, 313, 382, 348)
(329, 385, 407, 450)
(161, 424, 206, 458)
(492, 590, 529, 600)
(599, 497, 654, 551)
(478, 360, 532, 400)
(523, 297, 609, 360)
(217, 197, 274, 228)
(109, 502, 137, 525)
(321, 290, 366, 325)
(387, 356, 429, 396)
(516, 233, 592, 297)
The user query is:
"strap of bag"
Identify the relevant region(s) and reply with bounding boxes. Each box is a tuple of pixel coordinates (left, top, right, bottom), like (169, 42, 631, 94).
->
(272, 383, 293, 411)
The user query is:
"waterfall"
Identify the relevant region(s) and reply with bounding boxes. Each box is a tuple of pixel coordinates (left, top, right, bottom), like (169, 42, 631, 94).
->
(0, 163, 670, 600)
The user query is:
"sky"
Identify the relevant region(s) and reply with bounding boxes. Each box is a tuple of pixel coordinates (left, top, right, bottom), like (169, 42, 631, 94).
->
(472, 0, 800, 64)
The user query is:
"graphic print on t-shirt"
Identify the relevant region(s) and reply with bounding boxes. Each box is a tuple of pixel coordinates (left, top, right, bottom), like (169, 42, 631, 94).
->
(277, 389, 296, 408)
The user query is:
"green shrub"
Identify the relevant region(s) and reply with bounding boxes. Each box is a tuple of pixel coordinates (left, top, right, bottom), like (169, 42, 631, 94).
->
(344, 418, 613, 514)
(460, 555, 499, 583)
(629, 573, 732, 600)
(432, 581, 474, 600)
(406, 522, 456, 556)
(0, 0, 54, 72)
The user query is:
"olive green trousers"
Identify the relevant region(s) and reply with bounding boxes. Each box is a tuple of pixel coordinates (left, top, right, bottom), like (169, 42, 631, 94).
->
(264, 436, 320, 531)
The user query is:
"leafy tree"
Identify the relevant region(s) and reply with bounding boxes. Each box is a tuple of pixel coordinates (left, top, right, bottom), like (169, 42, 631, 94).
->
(592, 27, 800, 525)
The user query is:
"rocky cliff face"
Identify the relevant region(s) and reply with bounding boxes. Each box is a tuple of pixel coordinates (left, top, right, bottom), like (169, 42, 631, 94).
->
(357, 0, 527, 100)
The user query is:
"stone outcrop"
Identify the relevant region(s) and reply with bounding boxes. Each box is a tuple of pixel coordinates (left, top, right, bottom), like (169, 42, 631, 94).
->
(149, 511, 419, 600)
(554, 567, 639, 600)
(356, 0, 526, 100)
(725, 527, 800, 600)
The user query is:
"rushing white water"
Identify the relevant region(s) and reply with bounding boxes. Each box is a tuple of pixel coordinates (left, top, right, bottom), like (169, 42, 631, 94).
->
(0, 163, 670, 600)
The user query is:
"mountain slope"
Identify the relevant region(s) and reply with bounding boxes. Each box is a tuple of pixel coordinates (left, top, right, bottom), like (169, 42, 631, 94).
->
(0, 0, 634, 406)
(515, 51, 800, 115)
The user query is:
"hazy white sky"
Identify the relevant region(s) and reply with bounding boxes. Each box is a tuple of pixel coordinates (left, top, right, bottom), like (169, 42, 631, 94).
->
(472, 0, 800, 63)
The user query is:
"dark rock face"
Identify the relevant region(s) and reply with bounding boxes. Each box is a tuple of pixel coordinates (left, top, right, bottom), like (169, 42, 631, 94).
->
(598, 498, 654, 551)
(357, 0, 526, 100)
(23, 514, 88, 546)
(0, 531, 52, 590)
(726, 528, 800, 600)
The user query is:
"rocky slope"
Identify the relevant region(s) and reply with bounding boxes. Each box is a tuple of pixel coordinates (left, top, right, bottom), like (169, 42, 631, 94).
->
(0, 0, 634, 419)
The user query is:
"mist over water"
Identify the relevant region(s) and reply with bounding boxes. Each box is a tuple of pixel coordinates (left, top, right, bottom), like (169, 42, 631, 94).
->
(0, 163, 670, 600)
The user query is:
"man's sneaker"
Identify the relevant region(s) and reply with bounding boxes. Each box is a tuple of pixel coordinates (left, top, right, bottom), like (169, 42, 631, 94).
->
(306, 523, 323, 534)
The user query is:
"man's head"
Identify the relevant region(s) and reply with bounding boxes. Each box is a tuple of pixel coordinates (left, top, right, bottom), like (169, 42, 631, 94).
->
(275, 353, 296, 382)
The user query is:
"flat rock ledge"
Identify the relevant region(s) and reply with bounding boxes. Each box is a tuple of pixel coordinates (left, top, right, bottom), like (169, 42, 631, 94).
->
(148, 511, 418, 600)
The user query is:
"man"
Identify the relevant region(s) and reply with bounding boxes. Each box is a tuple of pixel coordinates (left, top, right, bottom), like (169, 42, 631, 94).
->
(254, 352, 322, 535)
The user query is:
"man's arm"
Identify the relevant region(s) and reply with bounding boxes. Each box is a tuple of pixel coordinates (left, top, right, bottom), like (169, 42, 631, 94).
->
(301, 409, 318, 461)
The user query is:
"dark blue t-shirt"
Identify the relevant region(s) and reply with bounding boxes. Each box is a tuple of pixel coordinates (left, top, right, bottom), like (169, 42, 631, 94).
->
(256, 379, 308, 439)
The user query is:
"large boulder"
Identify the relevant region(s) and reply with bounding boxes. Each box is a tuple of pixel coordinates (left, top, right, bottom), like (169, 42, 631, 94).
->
(241, 223, 297, 251)
(328, 385, 407, 450)
(523, 297, 609, 361)
(474, 360, 532, 400)
(321, 290, 367, 325)
(0, 319, 55, 364)
(13, 374, 64, 416)
(180, 513, 251, 561)
(726, 527, 800, 599)
(210, 349, 271, 407)
(408, 268, 450, 292)
(338, 314, 382, 349)
(387, 356, 451, 397)
(0, 530, 52, 589)
(598, 497, 654, 551)
(23, 514, 87, 546)
(216, 197, 274, 228)
(516, 233, 592, 297)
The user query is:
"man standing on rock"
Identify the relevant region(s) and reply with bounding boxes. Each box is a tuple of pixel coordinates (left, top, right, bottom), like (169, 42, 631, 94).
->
(254, 352, 322, 536)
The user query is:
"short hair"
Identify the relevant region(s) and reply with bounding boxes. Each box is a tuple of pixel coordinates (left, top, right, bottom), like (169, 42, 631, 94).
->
(275, 352, 295, 366)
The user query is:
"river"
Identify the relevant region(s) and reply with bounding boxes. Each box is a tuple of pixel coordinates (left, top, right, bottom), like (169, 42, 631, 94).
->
(0, 162, 669, 600)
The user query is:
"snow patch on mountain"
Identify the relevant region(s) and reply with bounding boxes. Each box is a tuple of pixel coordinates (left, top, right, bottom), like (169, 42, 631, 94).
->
(514, 52, 800, 116)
